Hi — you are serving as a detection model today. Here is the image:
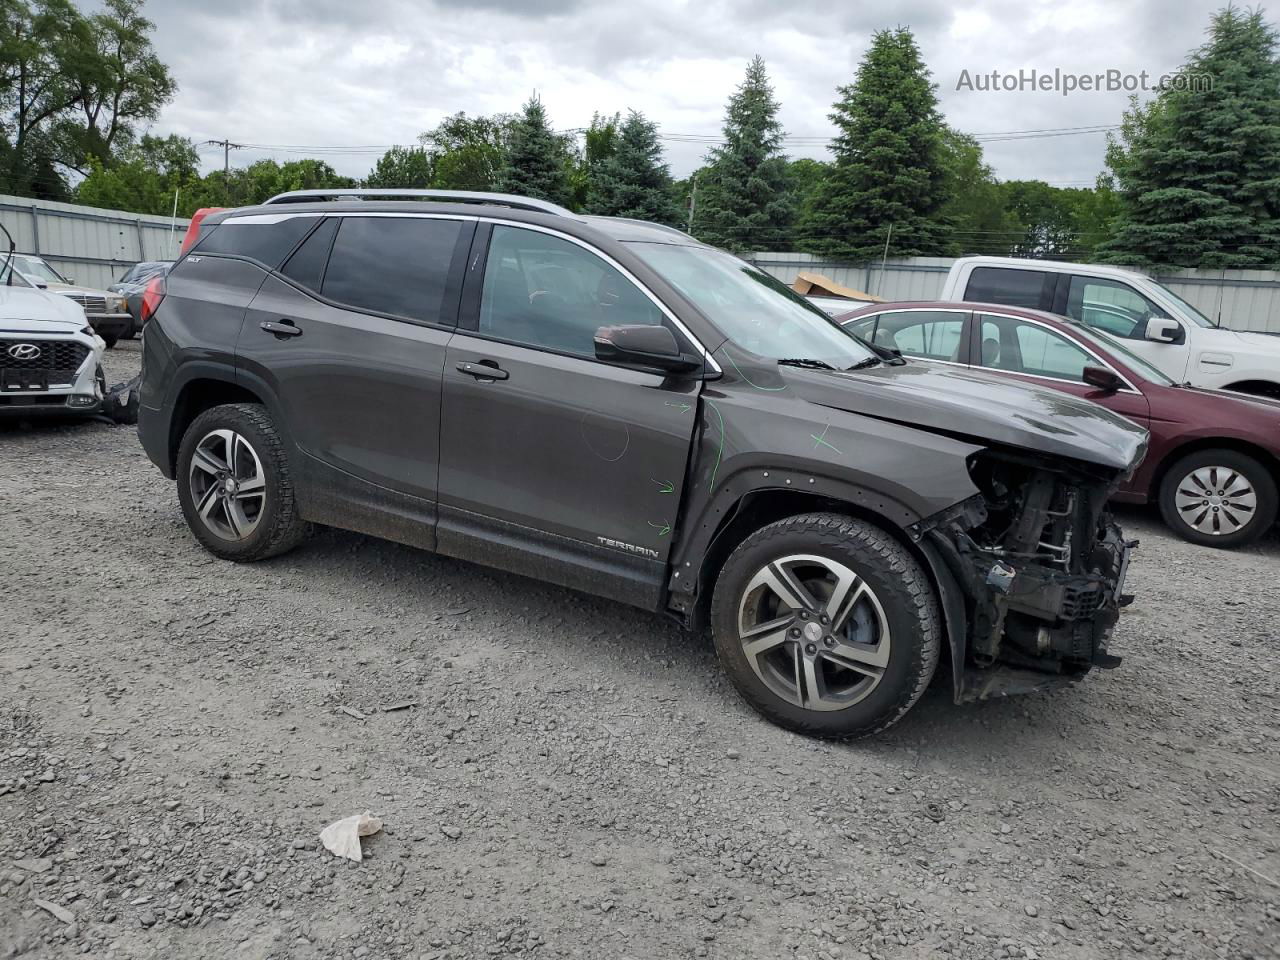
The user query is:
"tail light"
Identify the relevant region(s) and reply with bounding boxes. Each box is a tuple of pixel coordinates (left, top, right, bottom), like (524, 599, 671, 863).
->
(140, 275, 166, 322)
(179, 207, 223, 255)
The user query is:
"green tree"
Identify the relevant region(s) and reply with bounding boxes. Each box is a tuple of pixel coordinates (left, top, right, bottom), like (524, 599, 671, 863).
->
(568, 111, 618, 209)
(423, 111, 511, 191)
(495, 95, 573, 207)
(938, 129, 1018, 256)
(585, 110, 680, 225)
(0, 0, 86, 197)
(54, 0, 174, 174)
(694, 55, 793, 251)
(1099, 7, 1280, 267)
(75, 132, 198, 214)
(365, 145, 434, 188)
(799, 28, 952, 261)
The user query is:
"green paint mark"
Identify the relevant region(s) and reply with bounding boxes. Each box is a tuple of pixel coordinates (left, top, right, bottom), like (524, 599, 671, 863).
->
(652, 478, 675, 494)
(648, 520, 672, 537)
(664, 401, 693, 414)
(705, 399, 726, 491)
(811, 423, 842, 455)
(724, 350, 787, 392)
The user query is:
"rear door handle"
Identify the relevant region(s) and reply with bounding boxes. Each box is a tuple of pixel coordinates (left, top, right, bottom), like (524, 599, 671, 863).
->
(261, 320, 302, 338)
(456, 361, 508, 381)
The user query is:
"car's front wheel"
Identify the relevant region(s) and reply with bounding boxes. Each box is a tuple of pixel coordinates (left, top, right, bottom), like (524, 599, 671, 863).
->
(710, 512, 941, 739)
(176, 403, 308, 561)
(1158, 449, 1277, 548)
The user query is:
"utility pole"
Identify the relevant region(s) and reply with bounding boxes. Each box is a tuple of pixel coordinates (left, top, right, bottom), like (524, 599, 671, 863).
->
(878, 222, 894, 295)
(203, 139, 244, 203)
(687, 171, 698, 235)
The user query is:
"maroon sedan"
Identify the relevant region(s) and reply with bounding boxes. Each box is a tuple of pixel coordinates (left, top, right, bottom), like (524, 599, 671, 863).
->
(838, 300, 1280, 548)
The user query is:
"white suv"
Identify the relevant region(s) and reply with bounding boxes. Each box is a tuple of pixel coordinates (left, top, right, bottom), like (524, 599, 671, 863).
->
(940, 256, 1280, 398)
(0, 283, 106, 416)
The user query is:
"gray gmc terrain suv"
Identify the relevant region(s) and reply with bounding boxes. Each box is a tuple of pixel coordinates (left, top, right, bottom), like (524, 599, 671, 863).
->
(137, 189, 1147, 739)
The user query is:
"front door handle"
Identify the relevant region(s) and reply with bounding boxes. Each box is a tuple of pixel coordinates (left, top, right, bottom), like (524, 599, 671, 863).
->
(456, 361, 508, 381)
(261, 320, 302, 338)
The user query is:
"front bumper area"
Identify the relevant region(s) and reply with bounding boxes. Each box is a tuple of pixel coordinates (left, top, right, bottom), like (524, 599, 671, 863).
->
(0, 345, 104, 416)
(918, 458, 1137, 704)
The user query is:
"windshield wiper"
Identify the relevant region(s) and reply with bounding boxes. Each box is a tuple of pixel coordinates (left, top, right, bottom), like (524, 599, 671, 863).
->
(777, 357, 837, 370)
(845, 357, 883, 370)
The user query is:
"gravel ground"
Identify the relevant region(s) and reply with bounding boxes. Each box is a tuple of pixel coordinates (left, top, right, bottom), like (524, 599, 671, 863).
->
(2, 340, 1278, 960)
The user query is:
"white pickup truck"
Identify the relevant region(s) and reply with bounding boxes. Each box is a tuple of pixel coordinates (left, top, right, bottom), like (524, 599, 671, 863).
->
(940, 256, 1280, 398)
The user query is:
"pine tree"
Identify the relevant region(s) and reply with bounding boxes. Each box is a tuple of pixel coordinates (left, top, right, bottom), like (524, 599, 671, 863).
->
(799, 28, 952, 261)
(1099, 7, 1280, 267)
(586, 110, 681, 225)
(694, 56, 793, 251)
(496, 95, 573, 208)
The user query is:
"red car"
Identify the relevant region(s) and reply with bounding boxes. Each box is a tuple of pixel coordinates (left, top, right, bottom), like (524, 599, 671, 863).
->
(838, 301, 1280, 548)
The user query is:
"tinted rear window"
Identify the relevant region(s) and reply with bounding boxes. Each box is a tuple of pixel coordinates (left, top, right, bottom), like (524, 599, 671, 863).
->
(321, 216, 464, 324)
(194, 216, 317, 268)
(964, 266, 1052, 310)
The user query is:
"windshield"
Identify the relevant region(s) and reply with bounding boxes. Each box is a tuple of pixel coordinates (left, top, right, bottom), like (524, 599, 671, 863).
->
(1071, 324, 1175, 385)
(14, 255, 68, 284)
(0, 263, 35, 287)
(1153, 282, 1215, 328)
(625, 242, 877, 367)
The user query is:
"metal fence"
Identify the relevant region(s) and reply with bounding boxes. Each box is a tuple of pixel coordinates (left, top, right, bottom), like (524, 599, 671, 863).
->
(0, 194, 191, 291)
(751, 252, 1280, 334)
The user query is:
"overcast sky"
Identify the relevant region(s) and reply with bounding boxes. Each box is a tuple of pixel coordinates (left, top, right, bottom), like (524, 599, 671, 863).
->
(139, 0, 1230, 187)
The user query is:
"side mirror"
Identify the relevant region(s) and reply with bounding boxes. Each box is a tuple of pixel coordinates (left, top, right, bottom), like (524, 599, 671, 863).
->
(1082, 365, 1122, 393)
(33, 280, 47, 289)
(1145, 317, 1183, 344)
(594, 324, 701, 373)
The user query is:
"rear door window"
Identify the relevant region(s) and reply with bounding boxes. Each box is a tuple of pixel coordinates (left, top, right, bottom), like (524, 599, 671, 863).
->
(964, 267, 1052, 310)
(321, 216, 465, 324)
(845, 310, 966, 362)
(281, 218, 339, 292)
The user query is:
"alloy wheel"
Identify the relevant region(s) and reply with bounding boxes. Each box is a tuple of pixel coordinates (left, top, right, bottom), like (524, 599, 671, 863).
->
(736, 553, 891, 712)
(1173, 465, 1257, 537)
(188, 429, 267, 541)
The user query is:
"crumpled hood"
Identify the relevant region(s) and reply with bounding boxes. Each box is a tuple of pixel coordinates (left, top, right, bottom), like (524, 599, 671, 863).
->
(786, 361, 1149, 472)
(0, 285, 87, 327)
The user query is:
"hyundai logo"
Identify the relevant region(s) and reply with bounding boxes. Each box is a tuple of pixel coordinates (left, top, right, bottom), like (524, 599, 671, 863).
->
(7, 343, 40, 361)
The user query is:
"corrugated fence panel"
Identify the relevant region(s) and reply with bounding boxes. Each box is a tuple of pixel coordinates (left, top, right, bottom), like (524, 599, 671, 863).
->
(752, 252, 1280, 334)
(0, 194, 190, 290)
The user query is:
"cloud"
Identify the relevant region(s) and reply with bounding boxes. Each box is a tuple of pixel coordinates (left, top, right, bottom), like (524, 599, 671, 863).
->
(140, 0, 1231, 187)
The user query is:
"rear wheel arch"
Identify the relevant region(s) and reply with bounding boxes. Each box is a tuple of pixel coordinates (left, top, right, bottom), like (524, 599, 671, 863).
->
(168, 375, 264, 474)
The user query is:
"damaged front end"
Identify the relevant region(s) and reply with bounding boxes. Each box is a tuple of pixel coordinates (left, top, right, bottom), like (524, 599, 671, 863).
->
(918, 448, 1139, 703)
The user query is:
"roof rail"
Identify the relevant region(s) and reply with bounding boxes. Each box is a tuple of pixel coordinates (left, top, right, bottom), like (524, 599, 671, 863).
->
(261, 188, 572, 216)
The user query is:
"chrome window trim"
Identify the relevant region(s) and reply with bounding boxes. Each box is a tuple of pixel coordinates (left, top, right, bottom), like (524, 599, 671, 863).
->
(974, 310, 1143, 395)
(214, 211, 720, 373)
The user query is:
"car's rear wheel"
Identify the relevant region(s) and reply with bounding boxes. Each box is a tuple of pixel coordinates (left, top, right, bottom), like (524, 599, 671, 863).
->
(100, 332, 118, 348)
(710, 512, 941, 739)
(176, 403, 308, 561)
(1158, 449, 1277, 548)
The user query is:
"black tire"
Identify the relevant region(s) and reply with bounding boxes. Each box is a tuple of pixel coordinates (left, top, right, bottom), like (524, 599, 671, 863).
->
(710, 512, 941, 739)
(1158, 449, 1277, 548)
(176, 403, 309, 561)
(100, 333, 118, 349)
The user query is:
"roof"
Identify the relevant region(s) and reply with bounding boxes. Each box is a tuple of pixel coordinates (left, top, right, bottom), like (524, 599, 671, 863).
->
(953, 255, 1152, 282)
(790, 272, 883, 302)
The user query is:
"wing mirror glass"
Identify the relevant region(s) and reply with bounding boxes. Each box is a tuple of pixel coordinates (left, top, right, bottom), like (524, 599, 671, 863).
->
(593, 324, 701, 373)
(1082, 365, 1123, 393)
(1145, 317, 1183, 343)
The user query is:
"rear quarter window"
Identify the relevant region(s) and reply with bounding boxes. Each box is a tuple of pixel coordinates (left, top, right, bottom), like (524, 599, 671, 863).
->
(193, 216, 318, 269)
(964, 267, 1052, 311)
